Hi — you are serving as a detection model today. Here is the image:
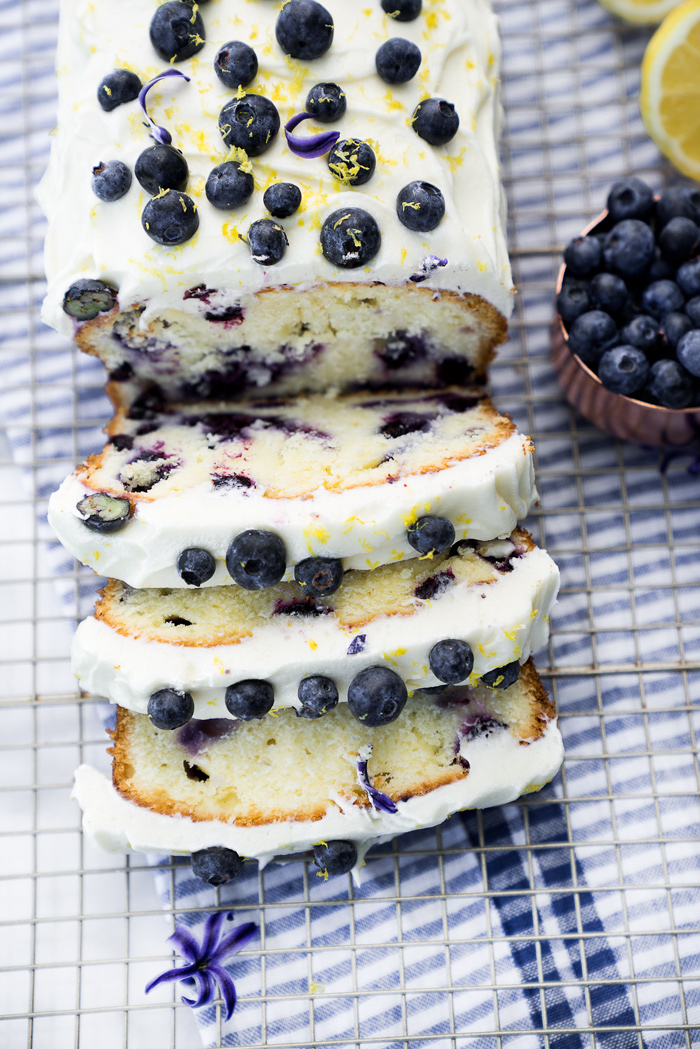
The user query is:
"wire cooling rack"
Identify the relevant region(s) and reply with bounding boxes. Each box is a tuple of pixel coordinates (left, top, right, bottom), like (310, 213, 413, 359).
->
(3, 0, 700, 1045)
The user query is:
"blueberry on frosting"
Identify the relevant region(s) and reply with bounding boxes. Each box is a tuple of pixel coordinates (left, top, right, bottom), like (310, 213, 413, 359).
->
(176, 548, 216, 587)
(375, 38, 421, 84)
(429, 639, 474, 683)
(205, 162, 254, 210)
(226, 529, 286, 590)
(263, 182, 302, 218)
(411, 98, 460, 146)
(347, 666, 408, 727)
(275, 0, 334, 60)
(320, 208, 381, 268)
(313, 840, 357, 876)
(92, 160, 132, 202)
(381, 0, 422, 19)
(142, 191, 199, 246)
(97, 69, 142, 112)
(214, 41, 258, 89)
(148, 687, 195, 730)
(305, 82, 346, 123)
(62, 279, 116, 320)
(225, 679, 275, 720)
(191, 847, 244, 886)
(297, 675, 339, 719)
(76, 491, 130, 532)
(406, 515, 455, 555)
(396, 181, 445, 232)
(294, 556, 343, 597)
(218, 94, 280, 157)
(149, 1, 205, 63)
(327, 139, 376, 186)
(135, 144, 189, 196)
(481, 660, 521, 690)
(245, 219, 289, 266)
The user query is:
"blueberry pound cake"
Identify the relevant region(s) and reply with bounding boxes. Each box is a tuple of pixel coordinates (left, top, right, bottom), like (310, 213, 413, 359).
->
(38, 0, 512, 398)
(72, 662, 563, 874)
(48, 389, 537, 589)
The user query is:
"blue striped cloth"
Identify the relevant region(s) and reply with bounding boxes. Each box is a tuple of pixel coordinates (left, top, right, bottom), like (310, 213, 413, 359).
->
(3, 0, 700, 1042)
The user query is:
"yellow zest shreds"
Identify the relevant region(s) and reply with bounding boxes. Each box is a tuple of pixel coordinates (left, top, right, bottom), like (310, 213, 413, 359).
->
(224, 145, 254, 174)
(333, 212, 352, 229)
(402, 201, 421, 211)
(309, 639, 318, 651)
(382, 90, 404, 112)
(222, 222, 240, 244)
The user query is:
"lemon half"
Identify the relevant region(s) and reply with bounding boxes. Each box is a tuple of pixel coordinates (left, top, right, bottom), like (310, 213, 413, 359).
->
(598, 0, 681, 27)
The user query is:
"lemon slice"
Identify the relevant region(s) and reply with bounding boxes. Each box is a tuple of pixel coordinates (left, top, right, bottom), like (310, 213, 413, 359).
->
(641, 0, 700, 178)
(597, 0, 681, 26)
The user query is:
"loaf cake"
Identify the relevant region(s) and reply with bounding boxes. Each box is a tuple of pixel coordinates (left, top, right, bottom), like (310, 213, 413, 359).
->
(49, 388, 536, 588)
(72, 661, 563, 872)
(38, 0, 512, 400)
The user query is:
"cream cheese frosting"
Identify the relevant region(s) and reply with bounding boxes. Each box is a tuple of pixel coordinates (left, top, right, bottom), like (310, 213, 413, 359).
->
(38, 0, 513, 338)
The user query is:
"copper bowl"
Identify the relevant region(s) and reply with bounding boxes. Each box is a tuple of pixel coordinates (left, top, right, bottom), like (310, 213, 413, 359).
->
(550, 209, 700, 446)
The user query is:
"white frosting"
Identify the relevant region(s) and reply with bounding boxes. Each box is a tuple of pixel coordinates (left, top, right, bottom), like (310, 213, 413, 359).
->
(38, 0, 513, 338)
(71, 543, 559, 717)
(71, 717, 564, 874)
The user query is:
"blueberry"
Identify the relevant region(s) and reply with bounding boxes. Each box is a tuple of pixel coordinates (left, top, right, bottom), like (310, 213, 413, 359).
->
(598, 345, 650, 396)
(327, 139, 376, 186)
(647, 248, 674, 282)
(347, 666, 408, 726)
(191, 847, 244, 886)
(214, 40, 258, 89)
(563, 236, 602, 278)
(396, 181, 445, 232)
(305, 82, 346, 122)
(224, 679, 274, 720)
(205, 161, 254, 210)
(142, 191, 199, 246)
(312, 840, 357, 876)
(135, 144, 188, 196)
(149, 2, 205, 63)
(245, 219, 288, 266)
(320, 208, 381, 268)
(641, 280, 685, 319)
(557, 280, 590, 326)
(647, 359, 695, 409)
(417, 684, 447, 695)
(381, 0, 422, 20)
(263, 182, 302, 218)
(97, 69, 142, 112)
(76, 491, 130, 532)
(621, 314, 658, 354)
(62, 279, 116, 321)
(226, 529, 286, 589)
(606, 178, 655, 223)
(218, 94, 280, 157)
(660, 311, 692, 351)
(148, 687, 195, 729)
(275, 0, 334, 60)
(588, 272, 628, 316)
(657, 185, 700, 228)
(676, 258, 700, 298)
(429, 639, 474, 683)
(659, 216, 699, 264)
(294, 557, 344, 597)
(603, 220, 656, 278)
(297, 675, 339, 719)
(677, 330, 700, 378)
(411, 97, 459, 146)
(375, 38, 421, 83)
(567, 310, 618, 366)
(92, 160, 132, 202)
(685, 296, 700, 326)
(177, 548, 216, 586)
(406, 515, 455, 555)
(481, 660, 520, 690)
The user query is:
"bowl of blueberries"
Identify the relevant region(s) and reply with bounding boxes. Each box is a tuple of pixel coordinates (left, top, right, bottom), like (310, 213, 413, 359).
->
(551, 178, 700, 445)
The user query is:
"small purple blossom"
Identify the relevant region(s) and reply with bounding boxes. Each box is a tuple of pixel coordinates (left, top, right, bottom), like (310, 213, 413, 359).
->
(347, 634, 366, 655)
(284, 111, 340, 159)
(357, 744, 398, 814)
(145, 911, 257, 1020)
(139, 70, 191, 146)
(409, 255, 449, 283)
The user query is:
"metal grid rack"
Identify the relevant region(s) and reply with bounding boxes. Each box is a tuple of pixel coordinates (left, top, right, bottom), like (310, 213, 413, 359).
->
(2, 0, 700, 1044)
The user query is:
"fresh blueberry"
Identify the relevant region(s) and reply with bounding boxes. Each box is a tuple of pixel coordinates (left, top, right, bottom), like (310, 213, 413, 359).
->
(218, 94, 280, 157)
(142, 191, 199, 246)
(429, 639, 474, 683)
(406, 515, 455, 555)
(606, 177, 655, 223)
(205, 161, 254, 210)
(191, 847, 244, 885)
(588, 272, 628, 316)
(135, 144, 188, 196)
(647, 359, 695, 408)
(557, 280, 591, 326)
(177, 548, 216, 586)
(297, 676, 339, 719)
(657, 185, 700, 228)
(597, 345, 650, 396)
(685, 296, 700, 326)
(275, 0, 334, 60)
(320, 208, 381, 268)
(676, 330, 700, 378)
(76, 491, 130, 532)
(621, 314, 658, 354)
(641, 280, 685, 319)
(214, 40, 258, 89)
(676, 258, 700, 298)
(659, 216, 699, 264)
(92, 160, 132, 202)
(396, 181, 445, 232)
(375, 38, 421, 83)
(603, 220, 656, 278)
(225, 679, 274, 720)
(263, 182, 302, 218)
(567, 310, 618, 366)
(245, 219, 288, 265)
(347, 666, 408, 727)
(149, 2, 205, 63)
(647, 248, 674, 282)
(97, 69, 142, 112)
(381, 0, 422, 20)
(417, 684, 447, 695)
(148, 687, 195, 729)
(63, 279, 116, 321)
(226, 529, 286, 589)
(327, 139, 376, 186)
(305, 82, 346, 122)
(294, 557, 344, 597)
(411, 97, 459, 146)
(481, 660, 520, 690)
(660, 311, 692, 351)
(563, 235, 602, 278)
(312, 840, 357, 876)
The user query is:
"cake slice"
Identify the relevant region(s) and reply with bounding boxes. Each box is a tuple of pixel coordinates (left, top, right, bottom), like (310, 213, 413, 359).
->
(72, 662, 563, 875)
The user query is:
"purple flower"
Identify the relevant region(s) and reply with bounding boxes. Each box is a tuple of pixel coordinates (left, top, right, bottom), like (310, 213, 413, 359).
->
(284, 112, 340, 159)
(409, 255, 449, 283)
(145, 911, 257, 1020)
(356, 744, 398, 814)
(346, 634, 366, 655)
(139, 70, 191, 146)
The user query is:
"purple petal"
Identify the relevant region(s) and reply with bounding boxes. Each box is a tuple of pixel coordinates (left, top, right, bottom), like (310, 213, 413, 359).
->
(213, 920, 258, 962)
(284, 111, 340, 159)
(138, 70, 190, 147)
(144, 961, 199, 995)
(210, 965, 238, 1020)
(356, 745, 398, 815)
(201, 910, 228, 959)
(168, 925, 201, 964)
(182, 969, 216, 1010)
(409, 255, 449, 283)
